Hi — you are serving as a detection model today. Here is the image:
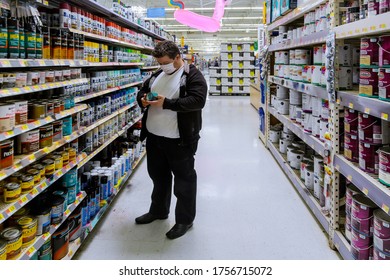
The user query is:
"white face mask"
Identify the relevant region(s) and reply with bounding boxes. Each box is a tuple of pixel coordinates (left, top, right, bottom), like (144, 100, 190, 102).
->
(161, 62, 177, 75)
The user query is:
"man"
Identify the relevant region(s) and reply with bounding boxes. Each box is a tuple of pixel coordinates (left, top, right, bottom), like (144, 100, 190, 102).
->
(135, 40, 208, 239)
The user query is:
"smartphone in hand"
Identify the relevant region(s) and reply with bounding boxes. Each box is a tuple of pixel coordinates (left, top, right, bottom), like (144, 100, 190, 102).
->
(146, 92, 158, 101)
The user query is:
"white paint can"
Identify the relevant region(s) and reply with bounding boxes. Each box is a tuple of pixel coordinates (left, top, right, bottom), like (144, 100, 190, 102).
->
(269, 129, 281, 143)
(277, 99, 290, 115)
(290, 149, 304, 170)
(295, 49, 311, 65)
(353, 67, 360, 85)
(311, 65, 321, 85)
(322, 44, 327, 65)
(279, 138, 292, 154)
(312, 116, 321, 137)
(292, 140, 306, 151)
(278, 65, 285, 78)
(320, 66, 327, 87)
(295, 66, 303, 82)
(0, 103, 15, 132)
(320, 119, 329, 142)
(289, 90, 302, 105)
(274, 65, 279, 77)
(289, 50, 296, 65)
(296, 107, 303, 124)
(283, 126, 294, 135)
(282, 131, 295, 141)
(313, 154, 324, 177)
(339, 67, 353, 90)
(305, 165, 315, 190)
(303, 112, 313, 133)
(276, 85, 288, 99)
(313, 46, 323, 65)
(311, 97, 322, 117)
(289, 104, 297, 120)
(284, 65, 290, 79)
(271, 95, 277, 107)
(338, 44, 352, 67)
(287, 145, 296, 162)
(352, 47, 360, 66)
(321, 99, 329, 120)
(313, 175, 321, 199)
(301, 160, 314, 180)
(302, 94, 313, 113)
(276, 51, 289, 65)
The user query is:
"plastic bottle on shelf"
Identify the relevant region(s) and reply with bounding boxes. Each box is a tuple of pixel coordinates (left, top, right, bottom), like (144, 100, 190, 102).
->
(59, 3, 71, 29)
(7, 16, 19, 59)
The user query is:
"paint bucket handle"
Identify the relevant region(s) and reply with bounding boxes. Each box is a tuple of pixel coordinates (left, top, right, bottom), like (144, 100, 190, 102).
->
(378, 41, 390, 54)
(347, 116, 359, 123)
(360, 120, 378, 130)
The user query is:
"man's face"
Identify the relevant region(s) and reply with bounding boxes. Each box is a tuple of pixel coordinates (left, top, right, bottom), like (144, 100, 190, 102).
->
(156, 54, 181, 69)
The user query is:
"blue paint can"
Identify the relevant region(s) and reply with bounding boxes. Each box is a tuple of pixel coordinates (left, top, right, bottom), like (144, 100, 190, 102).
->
(62, 116, 72, 136)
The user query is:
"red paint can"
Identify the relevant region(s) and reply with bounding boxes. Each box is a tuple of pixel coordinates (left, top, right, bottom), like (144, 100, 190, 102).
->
(0, 140, 14, 169)
(344, 133, 359, 162)
(358, 112, 390, 144)
(359, 68, 379, 97)
(379, 146, 390, 186)
(359, 141, 381, 174)
(360, 37, 379, 66)
(379, 68, 390, 101)
(379, 35, 390, 67)
(344, 108, 359, 135)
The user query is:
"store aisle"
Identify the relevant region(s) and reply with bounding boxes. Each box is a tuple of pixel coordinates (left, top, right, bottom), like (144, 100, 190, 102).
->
(75, 96, 340, 260)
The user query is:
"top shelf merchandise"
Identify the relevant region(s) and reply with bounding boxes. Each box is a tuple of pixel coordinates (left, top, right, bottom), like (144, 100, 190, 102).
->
(265, 0, 390, 260)
(0, 0, 151, 261)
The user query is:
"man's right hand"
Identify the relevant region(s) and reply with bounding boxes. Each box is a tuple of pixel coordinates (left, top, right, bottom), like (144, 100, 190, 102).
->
(141, 94, 149, 108)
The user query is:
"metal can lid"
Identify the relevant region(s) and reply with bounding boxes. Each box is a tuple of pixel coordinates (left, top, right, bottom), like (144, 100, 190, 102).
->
(17, 216, 37, 227)
(51, 195, 65, 206)
(21, 175, 34, 182)
(32, 205, 51, 216)
(31, 164, 44, 171)
(5, 182, 20, 190)
(13, 207, 30, 217)
(0, 227, 22, 240)
(0, 238, 7, 250)
(27, 169, 39, 175)
(42, 159, 54, 165)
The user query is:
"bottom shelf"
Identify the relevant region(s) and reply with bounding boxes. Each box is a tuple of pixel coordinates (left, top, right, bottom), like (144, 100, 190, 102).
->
(64, 149, 147, 260)
(333, 230, 354, 260)
(258, 130, 266, 144)
(267, 140, 330, 233)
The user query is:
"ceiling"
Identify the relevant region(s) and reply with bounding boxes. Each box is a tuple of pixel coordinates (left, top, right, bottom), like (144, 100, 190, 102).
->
(131, 0, 264, 57)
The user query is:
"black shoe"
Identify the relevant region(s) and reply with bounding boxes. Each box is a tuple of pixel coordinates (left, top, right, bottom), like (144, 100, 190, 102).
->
(166, 223, 193, 239)
(135, 213, 168, 224)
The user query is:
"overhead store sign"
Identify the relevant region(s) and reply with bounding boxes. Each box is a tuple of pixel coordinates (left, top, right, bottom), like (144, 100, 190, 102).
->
(147, 8, 166, 18)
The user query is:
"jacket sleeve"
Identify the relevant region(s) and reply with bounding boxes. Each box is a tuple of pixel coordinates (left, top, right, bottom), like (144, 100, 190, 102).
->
(162, 70, 207, 112)
(137, 78, 151, 109)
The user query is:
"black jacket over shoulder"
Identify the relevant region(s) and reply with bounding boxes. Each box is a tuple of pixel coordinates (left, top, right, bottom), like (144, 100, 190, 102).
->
(137, 62, 208, 145)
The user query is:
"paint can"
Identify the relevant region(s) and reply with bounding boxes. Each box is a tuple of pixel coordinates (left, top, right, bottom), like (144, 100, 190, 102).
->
(373, 246, 390, 260)
(0, 140, 13, 169)
(52, 120, 63, 142)
(52, 220, 70, 260)
(359, 67, 379, 97)
(379, 68, 390, 101)
(304, 165, 315, 190)
(32, 205, 51, 236)
(313, 175, 322, 199)
(28, 103, 45, 120)
(42, 159, 55, 177)
(374, 209, 390, 239)
(359, 113, 389, 144)
(338, 44, 353, 66)
(320, 66, 327, 87)
(311, 65, 321, 85)
(50, 195, 65, 224)
(295, 49, 311, 65)
(295, 66, 304, 82)
(276, 51, 289, 65)
(17, 129, 40, 155)
(69, 206, 82, 241)
(289, 50, 295, 65)
(312, 116, 321, 137)
(345, 108, 359, 135)
(320, 119, 329, 142)
(313, 46, 323, 65)
(20, 175, 34, 194)
(0, 227, 22, 260)
(312, 154, 323, 177)
(351, 226, 373, 249)
(311, 97, 322, 118)
(282, 131, 294, 141)
(271, 95, 277, 107)
(269, 129, 280, 144)
(289, 149, 304, 170)
(8, 100, 27, 125)
(66, 147, 76, 162)
(289, 105, 297, 120)
(17, 216, 37, 248)
(353, 47, 360, 66)
(274, 65, 279, 77)
(289, 90, 302, 105)
(303, 112, 313, 133)
(3, 182, 21, 203)
(31, 164, 45, 179)
(374, 234, 390, 255)
(321, 99, 329, 120)
(302, 94, 313, 113)
(287, 145, 297, 162)
(276, 85, 288, 99)
(353, 67, 360, 85)
(39, 124, 53, 149)
(0, 102, 15, 132)
(351, 214, 374, 236)
(368, 0, 380, 16)
(277, 99, 290, 115)
(300, 160, 313, 180)
(62, 116, 72, 136)
(279, 138, 292, 154)
(295, 107, 303, 125)
(379, 35, 390, 67)
(344, 133, 359, 162)
(53, 188, 68, 212)
(339, 67, 353, 90)
(292, 140, 306, 151)
(359, 141, 381, 174)
(302, 65, 312, 83)
(0, 239, 6, 260)
(379, 146, 390, 186)
(352, 194, 377, 219)
(351, 243, 372, 260)
(360, 37, 379, 66)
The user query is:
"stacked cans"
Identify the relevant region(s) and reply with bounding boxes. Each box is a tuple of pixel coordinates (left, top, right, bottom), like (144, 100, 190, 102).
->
(373, 209, 390, 259)
(339, 44, 358, 90)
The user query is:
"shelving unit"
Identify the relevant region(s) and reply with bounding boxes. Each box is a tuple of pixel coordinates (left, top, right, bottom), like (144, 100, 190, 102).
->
(264, 0, 390, 260)
(0, 0, 155, 261)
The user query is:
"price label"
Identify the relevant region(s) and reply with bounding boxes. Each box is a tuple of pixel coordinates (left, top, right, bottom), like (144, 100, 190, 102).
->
(1, 89, 9, 95)
(1, 60, 11, 67)
(0, 213, 4, 220)
(347, 175, 353, 181)
(24, 86, 32, 91)
(65, 209, 71, 216)
(41, 84, 48, 89)
(380, 24, 387, 29)
(382, 204, 390, 214)
(382, 113, 389, 120)
(19, 196, 28, 204)
(336, 99, 341, 104)
(35, 120, 41, 125)
(364, 108, 370, 114)
(41, 181, 48, 188)
(28, 154, 35, 161)
(31, 189, 38, 195)
(13, 88, 21, 93)
(370, 26, 377, 31)
(21, 124, 29, 130)
(27, 247, 35, 256)
(363, 27, 368, 32)
(32, 85, 40, 90)
(348, 31, 353, 35)
(38, 60, 46, 66)
(6, 205, 16, 214)
(57, 170, 63, 176)
(6, 131, 14, 136)
(355, 29, 360, 34)
(348, 102, 354, 109)
(43, 147, 50, 153)
(43, 233, 50, 240)
(14, 163, 22, 169)
(363, 188, 369, 195)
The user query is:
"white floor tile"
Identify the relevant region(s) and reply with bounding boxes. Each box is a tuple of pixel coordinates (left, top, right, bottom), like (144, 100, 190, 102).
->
(75, 95, 340, 260)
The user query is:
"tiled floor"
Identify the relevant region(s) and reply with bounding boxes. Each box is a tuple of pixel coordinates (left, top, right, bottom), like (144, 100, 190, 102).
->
(75, 94, 340, 260)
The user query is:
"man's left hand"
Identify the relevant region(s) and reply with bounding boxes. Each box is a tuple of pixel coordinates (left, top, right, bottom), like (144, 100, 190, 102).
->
(147, 95, 165, 108)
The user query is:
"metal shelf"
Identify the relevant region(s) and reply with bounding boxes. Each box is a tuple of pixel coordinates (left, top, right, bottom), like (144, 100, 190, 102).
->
(66, 0, 167, 41)
(140, 66, 159, 70)
(268, 76, 329, 100)
(83, 62, 144, 67)
(269, 31, 328, 52)
(333, 231, 354, 260)
(18, 190, 87, 260)
(75, 81, 142, 103)
(268, 106, 328, 156)
(68, 28, 147, 51)
(335, 12, 390, 39)
(0, 153, 87, 224)
(337, 90, 390, 121)
(267, 0, 328, 31)
(268, 140, 330, 232)
(334, 155, 390, 214)
(0, 59, 88, 68)
(0, 104, 88, 142)
(66, 149, 146, 260)
(0, 78, 88, 98)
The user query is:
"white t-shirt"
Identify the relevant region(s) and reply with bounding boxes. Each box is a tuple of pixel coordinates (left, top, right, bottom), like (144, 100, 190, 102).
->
(146, 67, 184, 138)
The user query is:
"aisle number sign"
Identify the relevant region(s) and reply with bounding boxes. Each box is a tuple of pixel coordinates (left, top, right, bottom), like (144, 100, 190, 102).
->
(181, 36, 185, 47)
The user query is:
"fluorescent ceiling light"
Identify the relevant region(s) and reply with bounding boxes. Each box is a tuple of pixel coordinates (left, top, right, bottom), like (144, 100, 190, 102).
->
(146, 17, 262, 20)
(164, 6, 263, 11)
(165, 28, 258, 32)
(162, 23, 257, 27)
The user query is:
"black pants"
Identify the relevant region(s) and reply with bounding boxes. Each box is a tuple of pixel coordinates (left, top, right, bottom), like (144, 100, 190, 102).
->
(146, 133, 198, 225)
